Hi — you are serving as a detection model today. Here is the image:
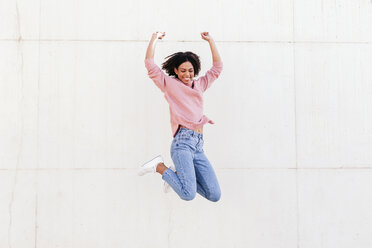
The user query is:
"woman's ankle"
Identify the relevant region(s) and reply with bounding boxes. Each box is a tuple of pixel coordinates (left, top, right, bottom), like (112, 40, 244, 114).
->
(156, 162, 167, 175)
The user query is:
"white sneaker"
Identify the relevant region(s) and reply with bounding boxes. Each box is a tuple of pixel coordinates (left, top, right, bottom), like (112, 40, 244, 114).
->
(163, 165, 175, 193)
(138, 155, 163, 176)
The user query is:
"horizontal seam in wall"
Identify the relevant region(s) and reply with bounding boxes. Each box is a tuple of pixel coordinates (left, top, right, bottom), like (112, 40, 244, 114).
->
(0, 39, 371, 44)
(1, 167, 372, 171)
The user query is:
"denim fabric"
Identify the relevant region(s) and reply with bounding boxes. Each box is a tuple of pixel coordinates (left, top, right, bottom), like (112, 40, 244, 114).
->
(162, 128, 221, 202)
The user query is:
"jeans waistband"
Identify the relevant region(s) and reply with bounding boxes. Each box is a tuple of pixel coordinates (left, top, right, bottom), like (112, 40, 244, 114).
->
(177, 127, 203, 139)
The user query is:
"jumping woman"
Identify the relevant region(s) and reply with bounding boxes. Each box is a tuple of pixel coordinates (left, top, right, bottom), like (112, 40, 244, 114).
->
(138, 31, 223, 202)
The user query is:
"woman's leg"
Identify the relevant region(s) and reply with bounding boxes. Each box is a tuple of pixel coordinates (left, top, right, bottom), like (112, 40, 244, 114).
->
(162, 148, 197, 201)
(193, 151, 221, 202)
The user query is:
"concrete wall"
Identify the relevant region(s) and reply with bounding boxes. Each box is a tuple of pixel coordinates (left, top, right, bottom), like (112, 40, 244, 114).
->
(1, 0, 372, 247)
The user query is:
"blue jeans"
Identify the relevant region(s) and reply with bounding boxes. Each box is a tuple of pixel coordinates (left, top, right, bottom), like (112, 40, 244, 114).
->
(162, 128, 221, 202)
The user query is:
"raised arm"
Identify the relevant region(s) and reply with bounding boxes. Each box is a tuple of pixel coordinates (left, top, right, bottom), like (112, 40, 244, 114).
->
(145, 32, 166, 59)
(198, 32, 223, 92)
(201, 32, 221, 62)
(145, 32, 167, 92)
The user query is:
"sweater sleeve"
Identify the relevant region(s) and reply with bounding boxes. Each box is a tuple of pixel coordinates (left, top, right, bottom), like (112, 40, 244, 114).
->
(198, 61, 223, 92)
(144, 58, 166, 92)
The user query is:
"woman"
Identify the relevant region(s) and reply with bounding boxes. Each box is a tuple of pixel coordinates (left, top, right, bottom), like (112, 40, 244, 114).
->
(138, 31, 223, 202)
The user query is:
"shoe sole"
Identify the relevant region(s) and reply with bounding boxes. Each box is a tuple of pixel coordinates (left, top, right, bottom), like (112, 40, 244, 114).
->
(138, 155, 163, 176)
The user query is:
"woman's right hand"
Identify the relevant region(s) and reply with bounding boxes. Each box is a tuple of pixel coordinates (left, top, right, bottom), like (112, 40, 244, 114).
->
(146, 32, 165, 59)
(152, 32, 166, 40)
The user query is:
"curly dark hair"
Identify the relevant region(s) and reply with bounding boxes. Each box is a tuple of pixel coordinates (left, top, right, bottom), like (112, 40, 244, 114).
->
(161, 51, 201, 78)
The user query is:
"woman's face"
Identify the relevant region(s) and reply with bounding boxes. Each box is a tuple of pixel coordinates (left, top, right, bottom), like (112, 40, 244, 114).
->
(174, 61, 194, 85)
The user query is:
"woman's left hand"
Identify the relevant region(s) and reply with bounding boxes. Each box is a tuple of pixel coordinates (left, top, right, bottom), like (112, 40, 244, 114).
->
(201, 32, 213, 42)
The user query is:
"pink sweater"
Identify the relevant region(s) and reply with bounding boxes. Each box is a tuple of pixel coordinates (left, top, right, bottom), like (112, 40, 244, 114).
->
(145, 58, 223, 137)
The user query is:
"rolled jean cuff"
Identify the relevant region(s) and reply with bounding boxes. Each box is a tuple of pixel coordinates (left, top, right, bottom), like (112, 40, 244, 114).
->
(162, 168, 173, 180)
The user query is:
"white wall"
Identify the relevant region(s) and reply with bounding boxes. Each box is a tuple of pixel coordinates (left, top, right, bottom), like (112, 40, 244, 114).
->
(1, 0, 372, 247)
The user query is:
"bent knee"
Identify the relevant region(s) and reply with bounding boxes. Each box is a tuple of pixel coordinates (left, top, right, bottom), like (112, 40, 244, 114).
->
(180, 191, 196, 201)
(208, 190, 221, 202)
